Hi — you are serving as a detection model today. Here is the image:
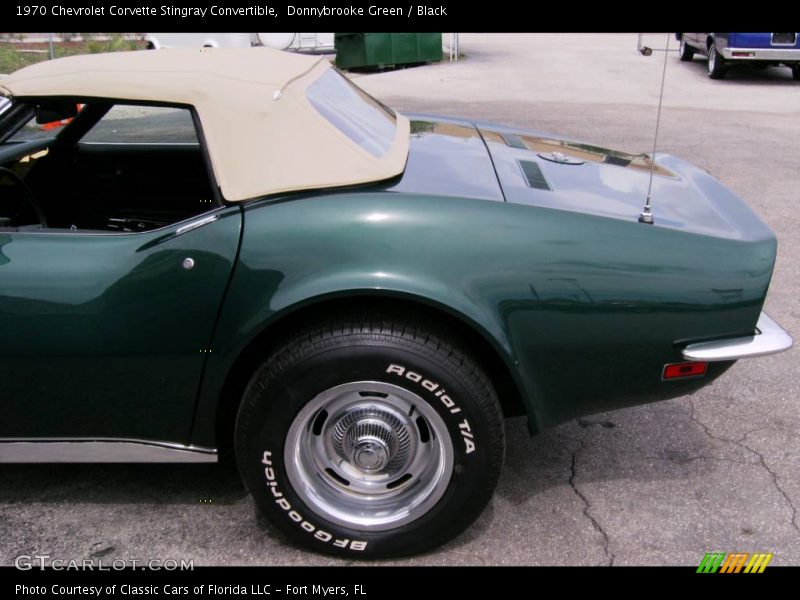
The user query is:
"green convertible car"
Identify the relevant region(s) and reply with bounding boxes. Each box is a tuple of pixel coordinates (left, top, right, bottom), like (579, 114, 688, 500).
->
(0, 48, 792, 557)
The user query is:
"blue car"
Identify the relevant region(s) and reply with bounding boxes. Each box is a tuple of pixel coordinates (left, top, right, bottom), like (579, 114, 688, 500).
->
(676, 33, 800, 80)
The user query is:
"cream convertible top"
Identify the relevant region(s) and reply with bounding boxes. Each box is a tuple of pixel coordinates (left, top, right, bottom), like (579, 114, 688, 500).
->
(0, 48, 410, 201)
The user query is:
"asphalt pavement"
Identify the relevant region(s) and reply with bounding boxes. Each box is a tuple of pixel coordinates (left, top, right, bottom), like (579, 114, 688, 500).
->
(1, 33, 798, 566)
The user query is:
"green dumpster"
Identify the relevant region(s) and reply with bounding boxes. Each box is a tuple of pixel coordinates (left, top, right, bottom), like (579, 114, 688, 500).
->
(334, 33, 443, 69)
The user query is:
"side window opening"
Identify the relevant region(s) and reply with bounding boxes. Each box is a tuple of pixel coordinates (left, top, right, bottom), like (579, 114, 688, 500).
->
(81, 105, 199, 144)
(0, 102, 217, 233)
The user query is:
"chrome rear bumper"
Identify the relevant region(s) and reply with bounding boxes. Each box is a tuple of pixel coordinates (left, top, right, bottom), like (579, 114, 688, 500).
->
(722, 47, 800, 61)
(682, 312, 793, 362)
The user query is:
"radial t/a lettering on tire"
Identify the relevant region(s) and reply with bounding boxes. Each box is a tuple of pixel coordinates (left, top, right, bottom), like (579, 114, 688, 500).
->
(234, 311, 505, 557)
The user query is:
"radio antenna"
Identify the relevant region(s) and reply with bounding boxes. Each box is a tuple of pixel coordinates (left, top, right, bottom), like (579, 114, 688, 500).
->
(639, 33, 670, 225)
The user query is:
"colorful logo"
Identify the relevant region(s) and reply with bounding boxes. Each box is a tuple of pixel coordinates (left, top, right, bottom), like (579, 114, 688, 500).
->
(697, 552, 773, 573)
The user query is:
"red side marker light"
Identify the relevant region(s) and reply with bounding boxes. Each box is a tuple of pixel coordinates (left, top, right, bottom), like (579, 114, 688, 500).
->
(663, 361, 708, 380)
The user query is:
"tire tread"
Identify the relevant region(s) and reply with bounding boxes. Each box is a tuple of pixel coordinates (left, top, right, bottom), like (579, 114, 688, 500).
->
(235, 308, 505, 556)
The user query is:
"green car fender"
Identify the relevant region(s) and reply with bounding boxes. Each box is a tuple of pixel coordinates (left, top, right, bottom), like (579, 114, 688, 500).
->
(191, 193, 543, 447)
(190, 190, 773, 448)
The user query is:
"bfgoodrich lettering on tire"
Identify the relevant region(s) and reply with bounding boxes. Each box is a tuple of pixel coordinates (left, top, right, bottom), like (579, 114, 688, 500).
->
(234, 310, 505, 557)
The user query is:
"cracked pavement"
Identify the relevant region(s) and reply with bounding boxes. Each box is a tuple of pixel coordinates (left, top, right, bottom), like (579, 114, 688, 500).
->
(1, 34, 798, 566)
(564, 437, 615, 566)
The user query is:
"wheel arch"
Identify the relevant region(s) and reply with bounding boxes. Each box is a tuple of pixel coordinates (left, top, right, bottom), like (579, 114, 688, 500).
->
(212, 291, 532, 453)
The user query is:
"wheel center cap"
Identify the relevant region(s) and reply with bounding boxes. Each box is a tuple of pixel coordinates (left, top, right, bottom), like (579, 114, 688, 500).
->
(331, 408, 413, 475)
(353, 439, 388, 471)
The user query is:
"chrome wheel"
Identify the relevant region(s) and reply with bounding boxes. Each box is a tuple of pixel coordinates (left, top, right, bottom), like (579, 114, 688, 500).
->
(708, 44, 716, 73)
(284, 381, 454, 530)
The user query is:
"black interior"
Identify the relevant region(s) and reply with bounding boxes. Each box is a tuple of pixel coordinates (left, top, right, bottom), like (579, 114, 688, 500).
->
(3, 144, 214, 232)
(0, 100, 218, 233)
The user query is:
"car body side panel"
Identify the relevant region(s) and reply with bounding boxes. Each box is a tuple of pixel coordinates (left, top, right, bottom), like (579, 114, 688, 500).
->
(191, 193, 774, 445)
(0, 207, 241, 442)
(726, 33, 799, 50)
(684, 33, 714, 53)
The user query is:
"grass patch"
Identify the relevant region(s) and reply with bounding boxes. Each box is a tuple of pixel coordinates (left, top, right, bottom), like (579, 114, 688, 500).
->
(1, 35, 147, 75)
(0, 46, 44, 73)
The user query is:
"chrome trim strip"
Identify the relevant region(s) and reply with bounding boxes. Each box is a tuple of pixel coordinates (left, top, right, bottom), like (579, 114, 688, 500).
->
(175, 214, 218, 236)
(0, 439, 218, 463)
(6, 208, 229, 237)
(682, 312, 793, 362)
(722, 47, 800, 61)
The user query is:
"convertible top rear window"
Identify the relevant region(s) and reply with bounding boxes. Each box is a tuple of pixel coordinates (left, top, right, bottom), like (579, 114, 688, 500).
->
(306, 69, 396, 158)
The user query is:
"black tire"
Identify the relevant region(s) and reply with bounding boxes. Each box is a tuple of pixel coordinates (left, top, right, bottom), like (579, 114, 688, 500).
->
(234, 310, 505, 558)
(792, 65, 800, 81)
(678, 36, 695, 61)
(707, 42, 726, 79)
